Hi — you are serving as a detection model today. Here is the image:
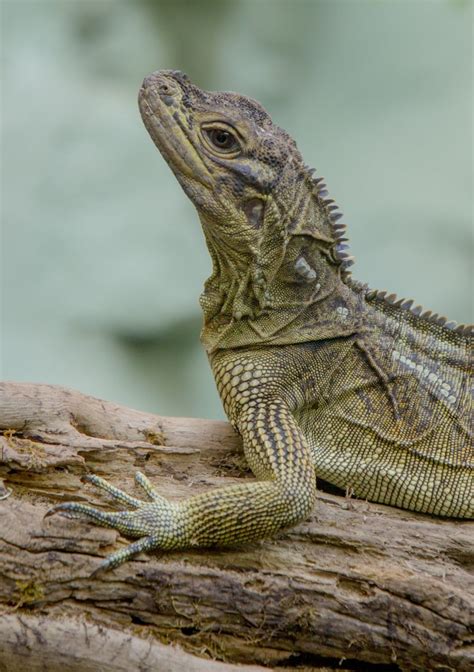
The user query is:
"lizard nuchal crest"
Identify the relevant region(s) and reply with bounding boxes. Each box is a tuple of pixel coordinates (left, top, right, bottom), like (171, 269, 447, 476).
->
(49, 70, 473, 572)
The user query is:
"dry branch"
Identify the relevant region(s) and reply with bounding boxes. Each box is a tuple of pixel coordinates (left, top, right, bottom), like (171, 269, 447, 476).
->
(0, 381, 472, 672)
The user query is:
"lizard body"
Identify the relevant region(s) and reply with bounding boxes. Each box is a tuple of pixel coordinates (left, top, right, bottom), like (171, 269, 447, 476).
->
(50, 70, 473, 571)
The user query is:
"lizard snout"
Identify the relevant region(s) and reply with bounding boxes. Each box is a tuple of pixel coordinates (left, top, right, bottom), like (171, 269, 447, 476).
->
(141, 71, 180, 100)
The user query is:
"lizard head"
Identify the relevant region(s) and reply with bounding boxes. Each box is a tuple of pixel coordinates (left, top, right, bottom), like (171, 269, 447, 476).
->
(139, 70, 351, 349)
(139, 69, 304, 233)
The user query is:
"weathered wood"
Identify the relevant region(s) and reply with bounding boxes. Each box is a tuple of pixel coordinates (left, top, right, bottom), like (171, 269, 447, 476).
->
(0, 381, 472, 671)
(0, 613, 269, 672)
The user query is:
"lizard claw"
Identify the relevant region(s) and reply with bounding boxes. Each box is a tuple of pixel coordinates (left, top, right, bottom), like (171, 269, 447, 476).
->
(45, 472, 187, 570)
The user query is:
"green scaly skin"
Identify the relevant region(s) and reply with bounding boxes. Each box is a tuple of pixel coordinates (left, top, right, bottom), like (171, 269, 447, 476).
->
(49, 70, 473, 572)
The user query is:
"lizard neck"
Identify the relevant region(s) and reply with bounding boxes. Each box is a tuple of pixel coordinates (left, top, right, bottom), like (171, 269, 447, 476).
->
(198, 161, 472, 356)
(199, 178, 364, 353)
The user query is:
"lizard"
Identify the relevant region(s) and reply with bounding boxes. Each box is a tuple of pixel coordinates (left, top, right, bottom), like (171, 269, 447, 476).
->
(48, 70, 473, 572)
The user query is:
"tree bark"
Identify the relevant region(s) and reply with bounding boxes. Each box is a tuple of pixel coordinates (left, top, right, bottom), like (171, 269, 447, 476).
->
(0, 381, 472, 672)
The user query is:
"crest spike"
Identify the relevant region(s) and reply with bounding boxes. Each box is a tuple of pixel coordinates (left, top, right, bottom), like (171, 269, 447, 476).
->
(341, 256, 355, 267)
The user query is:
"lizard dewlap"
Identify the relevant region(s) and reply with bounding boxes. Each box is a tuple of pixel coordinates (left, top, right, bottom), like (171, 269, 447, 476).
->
(49, 70, 474, 572)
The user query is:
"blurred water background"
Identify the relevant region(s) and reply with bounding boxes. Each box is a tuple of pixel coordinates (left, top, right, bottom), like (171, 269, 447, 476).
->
(2, 0, 472, 420)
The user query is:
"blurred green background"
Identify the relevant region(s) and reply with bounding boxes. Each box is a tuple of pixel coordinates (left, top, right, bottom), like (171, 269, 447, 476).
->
(1, 0, 472, 420)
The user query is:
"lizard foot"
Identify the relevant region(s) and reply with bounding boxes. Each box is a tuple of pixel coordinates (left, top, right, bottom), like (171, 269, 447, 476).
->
(46, 471, 186, 573)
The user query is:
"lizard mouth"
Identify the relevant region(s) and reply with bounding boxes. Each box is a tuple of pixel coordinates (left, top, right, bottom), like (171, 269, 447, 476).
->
(138, 72, 212, 188)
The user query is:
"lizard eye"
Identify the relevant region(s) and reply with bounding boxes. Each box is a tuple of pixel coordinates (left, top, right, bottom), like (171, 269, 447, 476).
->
(202, 126, 240, 155)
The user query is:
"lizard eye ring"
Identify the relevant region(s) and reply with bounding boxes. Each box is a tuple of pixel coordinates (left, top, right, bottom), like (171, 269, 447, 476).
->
(201, 123, 241, 156)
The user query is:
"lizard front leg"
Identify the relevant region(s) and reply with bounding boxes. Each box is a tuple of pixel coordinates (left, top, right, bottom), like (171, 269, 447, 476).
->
(47, 395, 316, 572)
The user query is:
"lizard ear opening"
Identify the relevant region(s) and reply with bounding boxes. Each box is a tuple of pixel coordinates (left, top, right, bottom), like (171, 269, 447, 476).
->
(242, 198, 264, 229)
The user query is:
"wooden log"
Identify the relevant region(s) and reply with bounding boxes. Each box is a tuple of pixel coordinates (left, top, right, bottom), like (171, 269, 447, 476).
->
(0, 613, 269, 672)
(0, 381, 472, 671)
